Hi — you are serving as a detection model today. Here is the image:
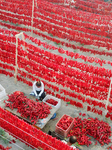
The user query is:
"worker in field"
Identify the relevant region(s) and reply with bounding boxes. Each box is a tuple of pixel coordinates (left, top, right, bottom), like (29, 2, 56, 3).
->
(30, 80, 46, 101)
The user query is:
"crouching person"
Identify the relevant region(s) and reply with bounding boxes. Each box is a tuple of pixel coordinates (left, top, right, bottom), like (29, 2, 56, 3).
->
(30, 80, 46, 101)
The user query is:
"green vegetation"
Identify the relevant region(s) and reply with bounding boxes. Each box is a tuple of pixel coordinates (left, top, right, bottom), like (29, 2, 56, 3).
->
(49, 33, 53, 37)
(54, 42, 61, 46)
(15, 23, 19, 26)
(80, 43, 84, 46)
(74, 50, 77, 52)
(0, 128, 10, 144)
(75, 142, 81, 147)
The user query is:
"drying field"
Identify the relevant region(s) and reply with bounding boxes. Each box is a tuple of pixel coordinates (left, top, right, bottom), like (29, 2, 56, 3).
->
(0, 0, 112, 150)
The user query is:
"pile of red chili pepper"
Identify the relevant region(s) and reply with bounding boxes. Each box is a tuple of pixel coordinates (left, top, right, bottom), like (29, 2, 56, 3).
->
(68, 117, 111, 146)
(57, 115, 73, 130)
(107, 145, 112, 150)
(0, 145, 11, 150)
(46, 99, 58, 106)
(4, 91, 52, 124)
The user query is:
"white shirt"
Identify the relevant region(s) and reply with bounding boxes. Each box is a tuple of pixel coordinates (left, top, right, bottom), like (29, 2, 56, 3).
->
(33, 81, 44, 97)
(71, 0, 75, 3)
(62, 140, 77, 149)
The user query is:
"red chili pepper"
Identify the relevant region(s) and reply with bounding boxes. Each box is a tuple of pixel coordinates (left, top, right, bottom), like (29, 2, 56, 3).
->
(46, 99, 58, 106)
(68, 117, 111, 146)
(57, 115, 73, 130)
(5, 91, 52, 125)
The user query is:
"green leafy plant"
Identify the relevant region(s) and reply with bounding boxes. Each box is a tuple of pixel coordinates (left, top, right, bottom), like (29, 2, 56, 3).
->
(80, 43, 84, 46)
(58, 45, 62, 48)
(38, 147, 43, 150)
(2, 137, 9, 144)
(49, 33, 53, 37)
(0, 128, 5, 136)
(3, 20, 9, 24)
(75, 142, 81, 147)
(57, 42, 61, 45)
(15, 23, 19, 26)
(74, 50, 77, 52)
(0, 128, 9, 144)
(54, 42, 61, 45)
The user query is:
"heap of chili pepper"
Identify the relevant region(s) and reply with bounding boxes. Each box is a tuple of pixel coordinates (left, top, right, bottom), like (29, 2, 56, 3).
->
(107, 145, 112, 150)
(68, 117, 111, 146)
(0, 145, 11, 150)
(4, 91, 52, 124)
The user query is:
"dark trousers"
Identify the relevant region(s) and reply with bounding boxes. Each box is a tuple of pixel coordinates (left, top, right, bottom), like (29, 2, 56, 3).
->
(36, 90, 46, 100)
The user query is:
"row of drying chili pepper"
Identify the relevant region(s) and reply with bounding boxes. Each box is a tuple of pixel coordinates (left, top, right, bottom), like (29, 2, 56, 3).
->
(0, 107, 76, 150)
(0, 20, 112, 58)
(1, 31, 112, 82)
(1, 2, 111, 51)
(0, 69, 108, 119)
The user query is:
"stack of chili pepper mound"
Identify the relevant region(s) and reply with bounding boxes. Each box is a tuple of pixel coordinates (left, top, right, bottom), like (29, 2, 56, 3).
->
(68, 117, 111, 146)
(4, 91, 52, 124)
